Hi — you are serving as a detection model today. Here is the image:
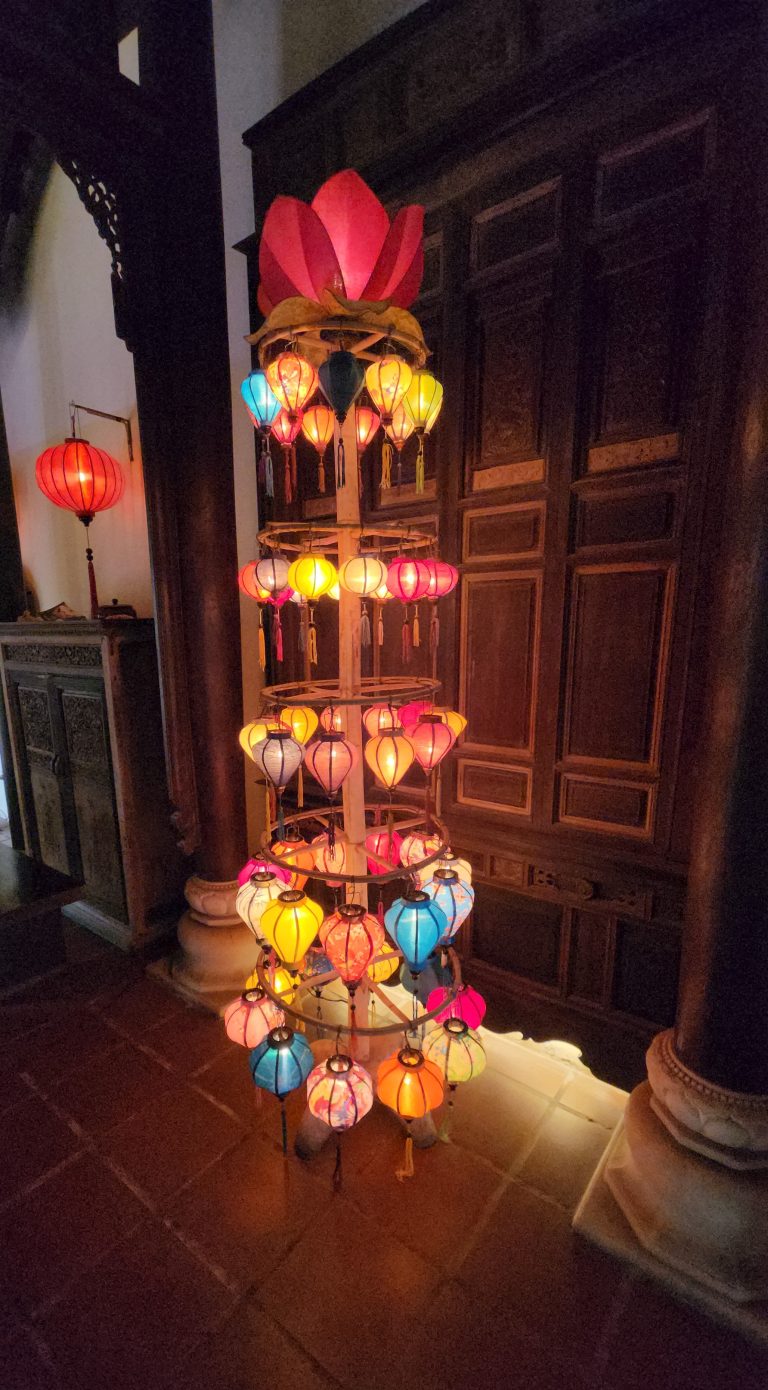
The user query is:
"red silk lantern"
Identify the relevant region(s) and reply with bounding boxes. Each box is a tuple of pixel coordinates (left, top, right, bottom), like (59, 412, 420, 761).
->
(304, 732, 357, 798)
(271, 409, 303, 504)
(424, 558, 459, 598)
(408, 714, 456, 774)
(365, 826, 403, 874)
(355, 405, 381, 453)
(238, 562, 271, 603)
(385, 556, 431, 602)
(321, 903, 384, 985)
(398, 700, 433, 733)
(35, 437, 124, 618)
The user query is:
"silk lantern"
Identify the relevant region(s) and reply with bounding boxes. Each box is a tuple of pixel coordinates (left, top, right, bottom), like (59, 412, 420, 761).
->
(301, 403, 334, 493)
(433, 707, 468, 739)
(236, 868, 287, 942)
(307, 1054, 373, 1132)
(311, 832, 348, 885)
(408, 714, 456, 774)
(288, 554, 337, 600)
(266, 351, 317, 415)
(417, 846, 472, 888)
(365, 356, 413, 491)
(386, 556, 431, 602)
(319, 349, 365, 487)
(239, 719, 287, 759)
(250, 730, 304, 835)
(304, 732, 357, 798)
(364, 730, 415, 789)
(224, 987, 284, 1048)
(423, 868, 475, 943)
(383, 402, 415, 490)
(255, 554, 290, 593)
(427, 982, 487, 1030)
(424, 1018, 486, 1087)
(321, 903, 383, 986)
(362, 703, 399, 736)
(424, 559, 459, 598)
(385, 890, 447, 975)
(400, 830, 441, 868)
(355, 404, 381, 454)
(365, 826, 403, 874)
(259, 888, 323, 967)
(241, 370, 281, 499)
(404, 370, 443, 493)
(367, 940, 399, 983)
(250, 1025, 314, 1152)
(377, 1045, 445, 1178)
(398, 700, 433, 733)
(339, 554, 387, 597)
(319, 705, 345, 733)
(237, 857, 291, 888)
(271, 832, 314, 890)
(238, 563, 270, 602)
(271, 407, 303, 503)
(35, 437, 124, 619)
(246, 964, 296, 1005)
(278, 705, 319, 745)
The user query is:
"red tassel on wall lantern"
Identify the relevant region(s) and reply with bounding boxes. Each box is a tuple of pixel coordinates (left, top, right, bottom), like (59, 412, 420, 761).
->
(36, 438, 124, 618)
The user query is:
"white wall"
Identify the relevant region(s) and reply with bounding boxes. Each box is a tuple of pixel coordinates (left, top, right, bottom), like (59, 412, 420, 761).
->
(0, 163, 151, 617)
(212, 0, 426, 840)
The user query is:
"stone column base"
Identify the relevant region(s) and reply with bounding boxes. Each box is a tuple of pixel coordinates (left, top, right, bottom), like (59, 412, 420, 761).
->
(150, 875, 257, 1014)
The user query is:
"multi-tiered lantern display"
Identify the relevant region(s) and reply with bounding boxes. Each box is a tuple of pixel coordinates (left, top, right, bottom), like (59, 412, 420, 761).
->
(226, 170, 486, 1176)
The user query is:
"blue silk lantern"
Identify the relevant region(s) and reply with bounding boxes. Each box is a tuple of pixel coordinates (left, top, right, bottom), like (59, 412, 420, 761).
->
(385, 890, 447, 975)
(318, 351, 365, 487)
(241, 370, 281, 498)
(250, 1025, 314, 1152)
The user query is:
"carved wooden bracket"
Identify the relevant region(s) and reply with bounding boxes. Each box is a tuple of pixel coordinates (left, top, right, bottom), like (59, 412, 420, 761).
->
(58, 156, 131, 347)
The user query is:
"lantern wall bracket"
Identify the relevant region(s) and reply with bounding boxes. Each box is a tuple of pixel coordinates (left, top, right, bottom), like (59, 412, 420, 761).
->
(69, 401, 134, 462)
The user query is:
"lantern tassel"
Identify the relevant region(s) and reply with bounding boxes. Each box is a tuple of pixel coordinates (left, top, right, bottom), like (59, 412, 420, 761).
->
(85, 539, 99, 620)
(381, 440, 392, 489)
(396, 1130, 415, 1181)
(413, 607, 420, 648)
(258, 612, 266, 671)
(274, 609, 284, 662)
(298, 612, 306, 652)
(264, 783, 272, 838)
(291, 444, 298, 494)
(337, 436, 346, 489)
(377, 604, 384, 647)
(308, 619, 318, 666)
(284, 449, 292, 504)
(360, 604, 371, 648)
(318, 454, 326, 493)
(277, 793, 285, 839)
(333, 1134, 343, 1192)
(402, 613, 412, 665)
(328, 810, 335, 851)
(377, 893, 385, 928)
(280, 1097, 288, 1156)
(262, 439, 274, 498)
(416, 436, 425, 494)
(297, 764, 304, 809)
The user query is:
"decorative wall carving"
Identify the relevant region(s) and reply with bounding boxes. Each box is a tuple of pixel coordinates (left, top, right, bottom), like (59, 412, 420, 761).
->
(17, 687, 52, 752)
(2, 642, 101, 668)
(62, 692, 107, 773)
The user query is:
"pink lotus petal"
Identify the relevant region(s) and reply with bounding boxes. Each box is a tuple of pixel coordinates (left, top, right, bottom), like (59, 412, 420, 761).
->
(362, 205, 424, 305)
(312, 170, 389, 301)
(259, 195, 343, 303)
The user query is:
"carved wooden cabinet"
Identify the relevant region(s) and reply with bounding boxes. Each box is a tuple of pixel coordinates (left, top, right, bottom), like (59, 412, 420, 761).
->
(242, 1, 761, 1061)
(0, 621, 186, 949)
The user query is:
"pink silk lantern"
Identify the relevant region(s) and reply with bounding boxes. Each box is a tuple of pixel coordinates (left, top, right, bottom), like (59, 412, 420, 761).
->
(238, 857, 291, 888)
(319, 705, 345, 733)
(224, 988, 285, 1048)
(400, 830, 441, 868)
(320, 903, 384, 984)
(427, 983, 487, 1030)
(385, 556, 431, 602)
(306, 1053, 374, 1132)
(408, 714, 456, 773)
(398, 700, 434, 733)
(365, 826, 404, 875)
(424, 558, 459, 598)
(304, 732, 357, 798)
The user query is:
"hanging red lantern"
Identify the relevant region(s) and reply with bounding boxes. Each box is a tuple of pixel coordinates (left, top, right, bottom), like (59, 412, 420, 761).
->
(408, 714, 456, 774)
(271, 409, 303, 503)
(424, 558, 459, 598)
(385, 556, 431, 602)
(365, 826, 404, 874)
(36, 437, 124, 619)
(355, 404, 381, 453)
(238, 562, 272, 603)
(398, 700, 434, 733)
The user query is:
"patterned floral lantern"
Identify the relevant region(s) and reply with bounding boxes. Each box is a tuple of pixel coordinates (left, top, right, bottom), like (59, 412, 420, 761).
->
(423, 868, 475, 943)
(423, 1018, 486, 1086)
(259, 888, 324, 967)
(320, 903, 384, 985)
(385, 890, 447, 975)
(427, 983, 487, 1030)
(266, 351, 318, 415)
(224, 987, 284, 1048)
(307, 1053, 373, 1131)
(400, 830, 441, 869)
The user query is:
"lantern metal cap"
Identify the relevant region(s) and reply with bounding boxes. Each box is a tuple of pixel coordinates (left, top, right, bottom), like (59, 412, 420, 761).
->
(443, 1017, 469, 1037)
(327, 1053, 354, 1074)
(243, 987, 267, 1005)
(338, 902, 366, 920)
(433, 868, 459, 883)
(268, 1025, 294, 1047)
(397, 1046, 425, 1068)
(403, 887, 429, 903)
(249, 867, 277, 883)
(278, 888, 305, 904)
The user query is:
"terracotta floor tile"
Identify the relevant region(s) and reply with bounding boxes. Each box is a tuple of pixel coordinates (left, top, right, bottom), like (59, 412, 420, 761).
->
(16, 954, 140, 1009)
(0, 1063, 32, 1113)
(443, 1066, 552, 1170)
(171, 1297, 340, 1390)
(456, 1178, 626, 1369)
(351, 1133, 504, 1269)
(39, 1219, 234, 1390)
(8, 1006, 121, 1084)
(145, 1006, 232, 1077)
(516, 1105, 613, 1208)
(0, 1095, 80, 1204)
(167, 1132, 331, 1289)
(599, 1273, 768, 1390)
(101, 1083, 244, 1202)
(96, 976, 189, 1038)
(559, 1073, 627, 1129)
(52, 1040, 176, 1134)
(0, 1000, 58, 1043)
(482, 1036, 571, 1097)
(192, 1048, 264, 1128)
(0, 1322, 63, 1390)
(0, 1153, 145, 1314)
(258, 1196, 441, 1390)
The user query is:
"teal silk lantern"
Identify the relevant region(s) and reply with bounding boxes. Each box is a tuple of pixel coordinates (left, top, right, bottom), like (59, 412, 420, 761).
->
(241, 370, 281, 499)
(250, 1025, 314, 1152)
(423, 868, 475, 944)
(385, 890, 447, 975)
(318, 350, 365, 487)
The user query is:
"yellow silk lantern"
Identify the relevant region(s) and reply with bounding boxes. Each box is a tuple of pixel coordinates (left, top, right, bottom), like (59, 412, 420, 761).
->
(433, 707, 468, 740)
(404, 370, 444, 434)
(288, 553, 337, 600)
(246, 965, 296, 1005)
(365, 356, 412, 420)
(278, 705, 319, 745)
(364, 730, 415, 788)
(328, 579, 341, 600)
(338, 555, 388, 597)
(367, 940, 399, 983)
(239, 718, 286, 760)
(259, 888, 323, 967)
(373, 580, 392, 602)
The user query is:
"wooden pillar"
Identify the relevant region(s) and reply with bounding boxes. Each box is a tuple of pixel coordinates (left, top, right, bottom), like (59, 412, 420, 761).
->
(335, 412, 368, 901)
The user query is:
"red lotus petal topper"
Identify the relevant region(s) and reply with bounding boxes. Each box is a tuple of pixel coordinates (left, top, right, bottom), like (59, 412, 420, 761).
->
(258, 170, 424, 314)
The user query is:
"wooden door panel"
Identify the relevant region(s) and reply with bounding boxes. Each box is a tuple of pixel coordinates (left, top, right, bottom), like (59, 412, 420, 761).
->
(12, 681, 70, 874)
(459, 570, 541, 754)
(59, 686, 125, 917)
(563, 563, 675, 769)
(467, 288, 551, 493)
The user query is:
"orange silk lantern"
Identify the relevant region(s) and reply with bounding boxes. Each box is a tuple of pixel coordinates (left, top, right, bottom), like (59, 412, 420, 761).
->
(362, 703, 399, 737)
(364, 730, 415, 789)
(377, 1045, 445, 1178)
(383, 402, 415, 489)
(271, 832, 314, 890)
(310, 832, 348, 885)
(238, 562, 271, 602)
(365, 356, 413, 491)
(266, 351, 318, 415)
(320, 903, 384, 985)
(355, 404, 381, 453)
(301, 403, 335, 493)
(319, 705, 345, 733)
